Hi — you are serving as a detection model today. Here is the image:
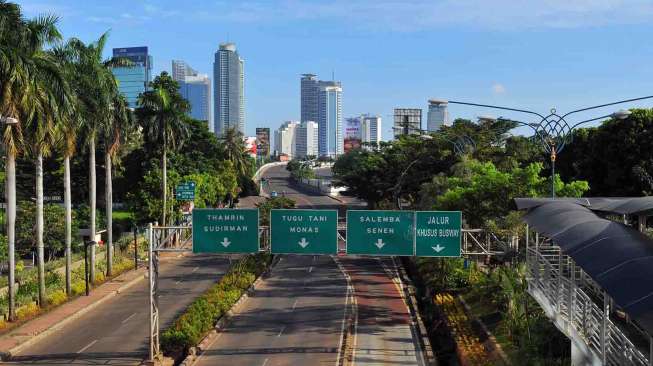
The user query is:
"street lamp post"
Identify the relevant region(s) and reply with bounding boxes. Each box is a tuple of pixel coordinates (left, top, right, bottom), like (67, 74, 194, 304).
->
(448, 96, 653, 198)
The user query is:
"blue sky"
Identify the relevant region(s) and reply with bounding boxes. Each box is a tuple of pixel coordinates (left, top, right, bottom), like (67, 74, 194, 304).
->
(22, 0, 653, 140)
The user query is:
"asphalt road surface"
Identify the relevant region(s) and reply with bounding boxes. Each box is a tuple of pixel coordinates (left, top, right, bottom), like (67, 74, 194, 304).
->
(195, 255, 349, 366)
(197, 164, 423, 365)
(8, 254, 231, 365)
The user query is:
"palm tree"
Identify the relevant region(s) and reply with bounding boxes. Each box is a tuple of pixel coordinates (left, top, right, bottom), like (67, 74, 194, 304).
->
(103, 93, 132, 276)
(221, 127, 249, 177)
(137, 72, 189, 225)
(0, 2, 69, 310)
(51, 45, 81, 296)
(62, 32, 125, 285)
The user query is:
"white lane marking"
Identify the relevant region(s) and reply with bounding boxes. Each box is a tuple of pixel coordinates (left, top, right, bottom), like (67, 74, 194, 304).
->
(192, 266, 199, 273)
(333, 256, 356, 366)
(292, 299, 299, 310)
(122, 312, 137, 324)
(308, 266, 313, 273)
(77, 339, 98, 353)
(262, 358, 269, 366)
(176, 280, 183, 285)
(313, 255, 317, 262)
(277, 325, 285, 337)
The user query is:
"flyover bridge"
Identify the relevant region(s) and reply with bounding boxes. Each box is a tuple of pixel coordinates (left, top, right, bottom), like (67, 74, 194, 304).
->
(517, 197, 653, 366)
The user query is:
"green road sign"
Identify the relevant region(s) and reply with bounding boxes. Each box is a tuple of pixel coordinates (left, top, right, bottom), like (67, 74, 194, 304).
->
(346, 210, 415, 256)
(270, 209, 338, 255)
(415, 211, 462, 257)
(192, 209, 259, 253)
(176, 181, 196, 201)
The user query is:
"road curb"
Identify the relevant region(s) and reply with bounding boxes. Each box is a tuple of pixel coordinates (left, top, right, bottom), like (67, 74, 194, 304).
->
(179, 256, 277, 366)
(391, 258, 437, 366)
(1, 266, 148, 360)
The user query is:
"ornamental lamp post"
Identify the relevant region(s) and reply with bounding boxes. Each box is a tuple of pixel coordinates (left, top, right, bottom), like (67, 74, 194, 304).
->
(447, 96, 652, 199)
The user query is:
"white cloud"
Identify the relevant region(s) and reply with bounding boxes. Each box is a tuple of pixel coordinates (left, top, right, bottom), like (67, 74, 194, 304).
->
(492, 83, 506, 95)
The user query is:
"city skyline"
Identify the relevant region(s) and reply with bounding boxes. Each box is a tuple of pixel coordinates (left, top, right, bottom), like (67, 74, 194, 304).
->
(34, 1, 653, 141)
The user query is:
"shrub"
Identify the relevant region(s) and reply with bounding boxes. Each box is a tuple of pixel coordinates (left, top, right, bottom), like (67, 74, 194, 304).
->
(160, 254, 271, 360)
(16, 302, 39, 320)
(46, 290, 68, 307)
(71, 280, 86, 296)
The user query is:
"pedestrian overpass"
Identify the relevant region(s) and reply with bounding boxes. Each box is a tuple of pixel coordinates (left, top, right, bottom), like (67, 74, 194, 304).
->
(516, 197, 653, 366)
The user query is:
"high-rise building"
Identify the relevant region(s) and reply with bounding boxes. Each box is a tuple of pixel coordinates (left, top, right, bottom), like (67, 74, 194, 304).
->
(318, 83, 343, 158)
(213, 43, 244, 136)
(112, 46, 152, 107)
(179, 74, 211, 122)
(427, 99, 449, 131)
(296, 121, 319, 158)
(393, 108, 422, 138)
(361, 114, 382, 147)
(171, 60, 197, 82)
(274, 121, 300, 158)
(172, 60, 211, 123)
(301, 74, 319, 123)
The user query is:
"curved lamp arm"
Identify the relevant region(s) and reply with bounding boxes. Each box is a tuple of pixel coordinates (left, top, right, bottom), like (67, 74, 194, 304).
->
(561, 95, 653, 119)
(448, 100, 547, 120)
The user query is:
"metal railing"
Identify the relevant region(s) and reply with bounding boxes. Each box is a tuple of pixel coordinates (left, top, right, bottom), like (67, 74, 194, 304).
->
(526, 243, 652, 366)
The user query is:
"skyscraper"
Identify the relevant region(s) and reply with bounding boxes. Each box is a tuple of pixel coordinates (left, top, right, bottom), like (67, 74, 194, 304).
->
(171, 60, 197, 82)
(301, 74, 318, 123)
(172, 60, 211, 123)
(213, 43, 244, 136)
(318, 83, 343, 157)
(393, 108, 422, 138)
(361, 114, 382, 148)
(112, 46, 152, 107)
(296, 121, 319, 158)
(427, 99, 449, 131)
(179, 74, 211, 122)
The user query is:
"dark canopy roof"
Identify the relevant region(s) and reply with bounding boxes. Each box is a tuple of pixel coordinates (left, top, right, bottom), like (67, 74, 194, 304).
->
(515, 198, 653, 335)
(515, 197, 653, 217)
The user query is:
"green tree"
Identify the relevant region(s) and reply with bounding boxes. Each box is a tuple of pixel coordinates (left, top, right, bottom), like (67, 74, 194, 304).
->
(420, 159, 589, 228)
(557, 109, 653, 196)
(136, 72, 190, 225)
(0, 2, 72, 308)
(102, 93, 133, 276)
(61, 31, 129, 286)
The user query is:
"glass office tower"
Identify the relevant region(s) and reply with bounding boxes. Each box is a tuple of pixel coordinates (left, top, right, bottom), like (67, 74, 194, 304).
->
(112, 46, 152, 107)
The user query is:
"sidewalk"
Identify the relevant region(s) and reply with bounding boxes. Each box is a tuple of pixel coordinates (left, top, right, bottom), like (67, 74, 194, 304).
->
(0, 265, 147, 357)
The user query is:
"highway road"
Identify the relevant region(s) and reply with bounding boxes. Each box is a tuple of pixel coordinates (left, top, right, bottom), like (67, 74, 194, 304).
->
(7, 254, 231, 365)
(197, 164, 424, 365)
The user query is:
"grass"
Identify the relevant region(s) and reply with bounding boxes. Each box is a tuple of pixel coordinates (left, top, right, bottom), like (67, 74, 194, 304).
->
(112, 210, 133, 221)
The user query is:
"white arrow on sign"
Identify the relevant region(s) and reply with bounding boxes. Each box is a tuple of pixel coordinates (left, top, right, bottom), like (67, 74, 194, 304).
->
(298, 238, 309, 248)
(374, 239, 385, 249)
(432, 244, 445, 253)
(220, 237, 231, 248)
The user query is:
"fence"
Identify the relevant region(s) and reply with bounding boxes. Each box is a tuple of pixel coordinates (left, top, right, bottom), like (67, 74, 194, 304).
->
(526, 240, 652, 366)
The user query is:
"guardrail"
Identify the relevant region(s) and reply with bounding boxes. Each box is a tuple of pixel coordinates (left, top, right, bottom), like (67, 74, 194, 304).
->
(526, 242, 652, 366)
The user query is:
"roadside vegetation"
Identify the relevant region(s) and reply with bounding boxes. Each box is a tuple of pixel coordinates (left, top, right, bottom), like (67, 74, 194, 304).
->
(333, 110, 653, 362)
(160, 254, 272, 360)
(0, 2, 256, 322)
